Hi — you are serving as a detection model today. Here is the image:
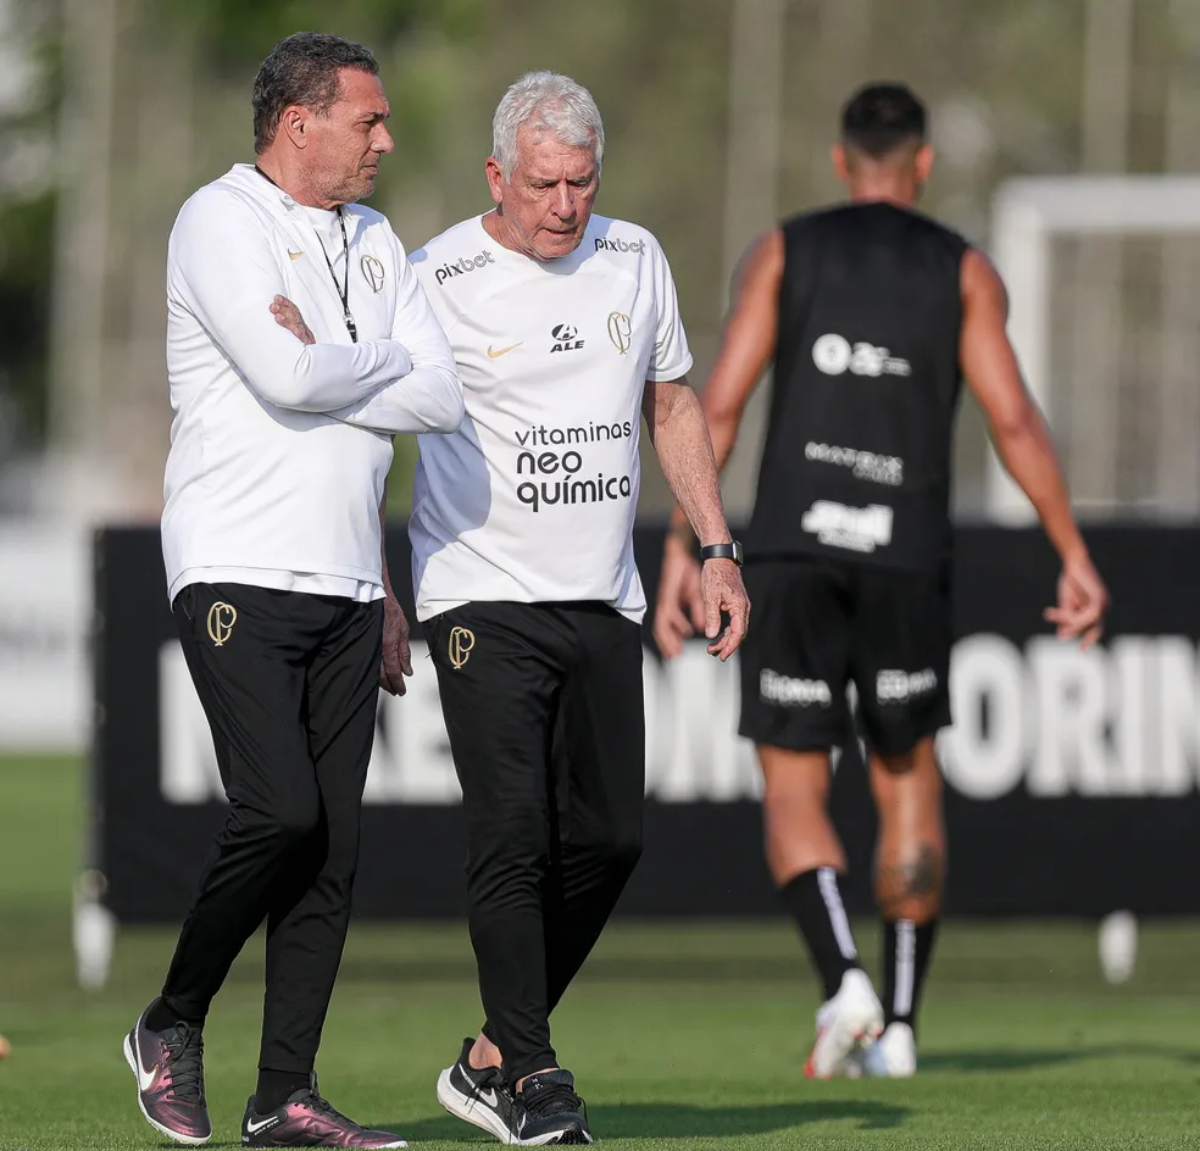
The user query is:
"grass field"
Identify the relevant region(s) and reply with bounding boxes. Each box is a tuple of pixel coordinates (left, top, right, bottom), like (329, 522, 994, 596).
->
(2, 757, 1199, 1150)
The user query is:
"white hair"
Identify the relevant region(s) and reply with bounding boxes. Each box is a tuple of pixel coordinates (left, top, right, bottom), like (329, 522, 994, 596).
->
(492, 71, 605, 179)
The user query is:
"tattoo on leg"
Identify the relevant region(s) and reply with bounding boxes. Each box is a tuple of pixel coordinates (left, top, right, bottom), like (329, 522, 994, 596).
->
(877, 843, 943, 910)
(903, 844, 942, 898)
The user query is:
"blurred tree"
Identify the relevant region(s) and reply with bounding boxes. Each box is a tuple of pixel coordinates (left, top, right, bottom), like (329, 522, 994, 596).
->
(17, 0, 1196, 521)
(149, 0, 485, 195)
(170, 0, 481, 68)
(0, 1, 58, 479)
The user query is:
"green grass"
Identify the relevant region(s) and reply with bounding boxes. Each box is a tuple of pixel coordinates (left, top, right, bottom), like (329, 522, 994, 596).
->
(2, 757, 1199, 1149)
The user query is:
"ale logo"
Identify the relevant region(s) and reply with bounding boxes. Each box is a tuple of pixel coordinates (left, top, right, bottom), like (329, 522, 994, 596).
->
(550, 323, 585, 354)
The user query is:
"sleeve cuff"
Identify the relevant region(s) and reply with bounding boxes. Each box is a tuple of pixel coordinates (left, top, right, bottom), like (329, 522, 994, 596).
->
(646, 353, 695, 382)
(387, 339, 414, 380)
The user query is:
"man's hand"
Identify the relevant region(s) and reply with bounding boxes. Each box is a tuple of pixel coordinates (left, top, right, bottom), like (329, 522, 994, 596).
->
(270, 295, 316, 345)
(700, 557, 750, 662)
(380, 595, 414, 695)
(1044, 552, 1108, 650)
(654, 537, 706, 659)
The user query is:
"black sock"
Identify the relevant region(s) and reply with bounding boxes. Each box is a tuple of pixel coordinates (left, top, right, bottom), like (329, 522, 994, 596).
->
(779, 868, 860, 1000)
(255, 1069, 312, 1115)
(882, 918, 938, 1033)
(145, 995, 203, 1034)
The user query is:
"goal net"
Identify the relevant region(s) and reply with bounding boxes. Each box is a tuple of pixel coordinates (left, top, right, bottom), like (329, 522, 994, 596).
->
(987, 175, 1200, 523)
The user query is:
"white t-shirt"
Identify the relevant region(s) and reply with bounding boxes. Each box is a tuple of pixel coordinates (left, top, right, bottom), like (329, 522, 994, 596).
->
(408, 214, 693, 623)
(162, 164, 463, 603)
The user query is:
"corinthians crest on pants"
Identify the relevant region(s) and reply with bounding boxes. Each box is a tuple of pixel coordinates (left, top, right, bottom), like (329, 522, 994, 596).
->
(448, 626, 475, 669)
(206, 602, 237, 647)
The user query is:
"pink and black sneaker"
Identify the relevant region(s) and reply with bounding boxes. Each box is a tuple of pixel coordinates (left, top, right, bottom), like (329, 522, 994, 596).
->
(240, 1074, 406, 1148)
(123, 1001, 211, 1145)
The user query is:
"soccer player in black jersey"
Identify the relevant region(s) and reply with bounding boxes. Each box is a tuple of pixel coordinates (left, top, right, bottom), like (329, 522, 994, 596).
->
(655, 82, 1107, 1078)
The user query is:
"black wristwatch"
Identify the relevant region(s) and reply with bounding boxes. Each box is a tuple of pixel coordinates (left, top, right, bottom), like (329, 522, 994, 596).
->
(699, 541, 744, 566)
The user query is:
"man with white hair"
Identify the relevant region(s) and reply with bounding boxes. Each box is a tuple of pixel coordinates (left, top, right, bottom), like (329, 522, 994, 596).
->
(410, 72, 749, 1145)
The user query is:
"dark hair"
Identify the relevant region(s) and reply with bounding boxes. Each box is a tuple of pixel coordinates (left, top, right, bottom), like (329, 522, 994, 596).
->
(252, 32, 379, 153)
(840, 83, 926, 158)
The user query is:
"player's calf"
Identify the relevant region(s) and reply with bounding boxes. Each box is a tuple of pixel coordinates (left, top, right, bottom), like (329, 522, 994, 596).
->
(871, 740, 944, 1051)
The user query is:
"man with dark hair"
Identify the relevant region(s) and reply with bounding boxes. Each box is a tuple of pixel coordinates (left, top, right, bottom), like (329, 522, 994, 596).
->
(251, 33, 380, 153)
(655, 81, 1107, 1079)
(839, 82, 927, 157)
(122, 31, 462, 1148)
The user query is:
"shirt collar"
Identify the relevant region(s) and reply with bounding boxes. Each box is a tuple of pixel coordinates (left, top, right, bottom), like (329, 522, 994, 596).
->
(233, 163, 365, 243)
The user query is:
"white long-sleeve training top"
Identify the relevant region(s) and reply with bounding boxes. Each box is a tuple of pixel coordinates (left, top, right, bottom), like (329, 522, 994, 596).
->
(161, 163, 463, 603)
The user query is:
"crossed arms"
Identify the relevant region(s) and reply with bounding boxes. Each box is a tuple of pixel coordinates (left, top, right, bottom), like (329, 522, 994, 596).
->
(170, 191, 463, 434)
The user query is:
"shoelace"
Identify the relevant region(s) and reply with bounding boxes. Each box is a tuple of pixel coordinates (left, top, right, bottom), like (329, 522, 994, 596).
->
(468, 1065, 506, 1105)
(303, 1092, 361, 1130)
(522, 1080, 583, 1118)
(162, 1025, 205, 1105)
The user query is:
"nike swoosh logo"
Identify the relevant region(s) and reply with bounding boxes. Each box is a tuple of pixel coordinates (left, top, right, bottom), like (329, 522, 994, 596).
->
(134, 1035, 158, 1092)
(246, 1117, 279, 1134)
(288, 249, 304, 261)
(474, 1086, 498, 1107)
(487, 342, 521, 359)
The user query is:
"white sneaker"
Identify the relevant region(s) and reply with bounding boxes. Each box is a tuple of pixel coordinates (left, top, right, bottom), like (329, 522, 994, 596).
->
(859, 1022, 917, 1078)
(803, 969, 885, 1079)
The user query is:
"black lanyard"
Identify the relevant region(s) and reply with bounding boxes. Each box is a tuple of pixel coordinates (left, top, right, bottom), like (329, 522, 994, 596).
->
(318, 208, 357, 344)
(255, 165, 358, 344)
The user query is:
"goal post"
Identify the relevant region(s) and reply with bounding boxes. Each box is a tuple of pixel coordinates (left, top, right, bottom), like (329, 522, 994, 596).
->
(987, 175, 1200, 522)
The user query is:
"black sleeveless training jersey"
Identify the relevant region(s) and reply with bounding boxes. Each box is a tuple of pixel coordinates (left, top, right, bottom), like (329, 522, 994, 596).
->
(745, 202, 969, 574)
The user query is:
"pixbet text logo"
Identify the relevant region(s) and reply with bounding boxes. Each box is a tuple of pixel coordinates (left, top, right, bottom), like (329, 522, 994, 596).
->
(812, 334, 911, 377)
(595, 236, 646, 255)
(435, 249, 495, 285)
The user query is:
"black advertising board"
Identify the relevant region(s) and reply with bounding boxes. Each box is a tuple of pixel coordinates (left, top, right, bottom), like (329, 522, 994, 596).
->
(93, 525, 1200, 922)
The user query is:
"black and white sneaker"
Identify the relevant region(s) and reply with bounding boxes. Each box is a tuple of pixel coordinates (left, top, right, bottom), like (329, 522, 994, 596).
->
(512, 1069, 591, 1146)
(435, 1038, 515, 1143)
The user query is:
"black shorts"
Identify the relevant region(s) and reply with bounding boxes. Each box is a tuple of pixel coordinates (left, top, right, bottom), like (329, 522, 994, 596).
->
(738, 558, 952, 755)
